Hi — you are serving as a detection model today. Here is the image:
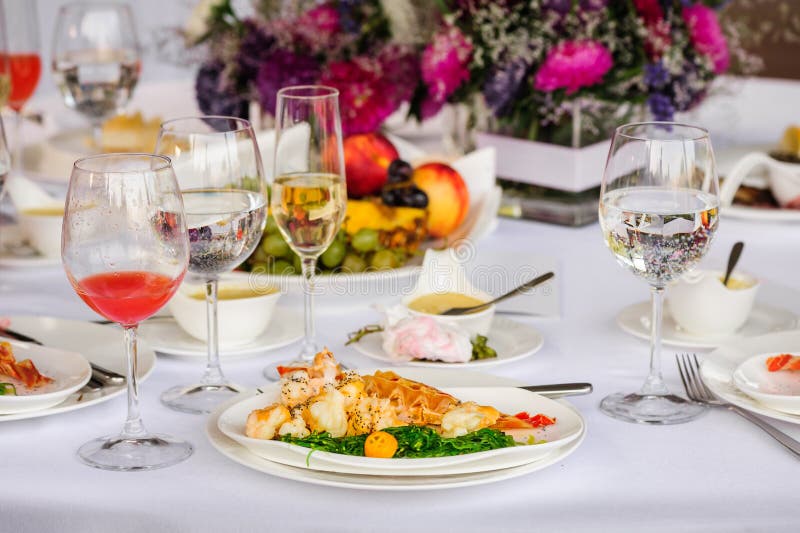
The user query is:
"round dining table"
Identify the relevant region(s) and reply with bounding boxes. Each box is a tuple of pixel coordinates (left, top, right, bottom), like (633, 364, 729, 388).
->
(1, 77, 799, 533)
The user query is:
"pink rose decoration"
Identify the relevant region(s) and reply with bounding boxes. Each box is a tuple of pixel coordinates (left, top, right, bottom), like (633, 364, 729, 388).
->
(420, 26, 472, 118)
(534, 40, 613, 94)
(683, 5, 729, 74)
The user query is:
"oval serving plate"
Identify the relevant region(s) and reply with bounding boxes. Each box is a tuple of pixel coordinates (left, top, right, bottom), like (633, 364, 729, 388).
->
(217, 380, 584, 473)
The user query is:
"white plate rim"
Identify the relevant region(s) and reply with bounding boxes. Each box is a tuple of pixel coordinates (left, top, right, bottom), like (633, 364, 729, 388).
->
(722, 204, 800, 223)
(700, 330, 800, 424)
(616, 301, 797, 349)
(0, 316, 157, 422)
(138, 309, 304, 358)
(206, 397, 586, 491)
(733, 352, 800, 401)
(350, 316, 544, 368)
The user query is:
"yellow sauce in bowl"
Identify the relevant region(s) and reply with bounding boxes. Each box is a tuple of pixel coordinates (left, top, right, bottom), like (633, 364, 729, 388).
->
(408, 292, 486, 315)
(718, 276, 755, 290)
(189, 286, 277, 301)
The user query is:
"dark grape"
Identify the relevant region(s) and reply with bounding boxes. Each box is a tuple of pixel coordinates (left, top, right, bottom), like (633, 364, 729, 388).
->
(381, 188, 403, 206)
(387, 159, 413, 184)
(382, 185, 428, 208)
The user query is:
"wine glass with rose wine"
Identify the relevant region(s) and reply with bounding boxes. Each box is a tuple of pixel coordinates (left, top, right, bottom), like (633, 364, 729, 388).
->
(157, 116, 267, 414)
(266, 86, 346, 378)
(62, 154, 192, 470)
(598, 122, 719, 424)
(51, 2, 141, 147)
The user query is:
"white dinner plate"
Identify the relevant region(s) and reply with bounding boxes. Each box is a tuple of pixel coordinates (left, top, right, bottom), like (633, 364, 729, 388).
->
(732, 353, 800, 415)
(701, 330, 800, 424)
(616, 301, 797, 349)
(0, 316, 157, 422)
(218, 382, 583, 473)
(138, 310, 303, 358)
(350, 316, 543, 368)
(722, 204, 800, 223)
(0, 340, 91, 414)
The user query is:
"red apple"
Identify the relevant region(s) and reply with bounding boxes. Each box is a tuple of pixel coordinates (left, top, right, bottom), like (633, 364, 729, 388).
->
(343, 133, 399, 197)
(412, 163, 470, 238)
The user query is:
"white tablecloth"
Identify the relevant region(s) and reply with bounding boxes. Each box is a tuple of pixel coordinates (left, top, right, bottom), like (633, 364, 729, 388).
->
(2, 212, 800, 533)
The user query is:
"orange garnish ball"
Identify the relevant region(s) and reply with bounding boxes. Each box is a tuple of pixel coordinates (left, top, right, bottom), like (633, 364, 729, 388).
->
(364, 431, 398, 458)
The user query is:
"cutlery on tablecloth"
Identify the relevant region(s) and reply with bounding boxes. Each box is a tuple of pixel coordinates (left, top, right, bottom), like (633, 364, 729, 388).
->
(676, 353, 800, 458)
(520, 382, 592, 398)
(0, 327, 126, 386)
(441, 272, 555, 316)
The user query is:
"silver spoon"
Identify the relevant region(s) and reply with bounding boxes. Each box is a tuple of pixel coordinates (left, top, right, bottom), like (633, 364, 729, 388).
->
(722, 241, 744, 287)
(441, 272, 555, 316)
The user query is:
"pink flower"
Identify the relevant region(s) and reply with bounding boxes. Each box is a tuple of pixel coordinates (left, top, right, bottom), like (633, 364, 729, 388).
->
(633, 0, 671, 59)
(320, 57, 396, 135)
(420, 26, 472, 117)
(534, 40, 613, 94)
(683, 5, 730, 74)
(291, 4, 343, 54)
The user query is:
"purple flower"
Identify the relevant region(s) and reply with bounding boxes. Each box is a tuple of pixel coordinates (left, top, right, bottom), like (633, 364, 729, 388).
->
(255, 50, 320, 115)
(236, 20, 275, 83)
(195, 61, 249, 119)
(644, 62, 670, 89)
(647, 93, 675, 121)
(483, 59, 529, 116)
(378, 44, 420, 106)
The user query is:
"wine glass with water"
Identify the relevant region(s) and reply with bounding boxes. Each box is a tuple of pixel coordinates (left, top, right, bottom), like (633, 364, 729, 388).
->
(267, 86, 346, 376)
(51, 2, 140, 148)
(599, 122, 719, 424)
(62, 154, 192, 470)
(157, 116, 267, 414)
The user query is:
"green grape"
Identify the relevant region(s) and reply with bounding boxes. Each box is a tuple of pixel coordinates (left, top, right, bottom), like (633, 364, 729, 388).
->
(341, 253, 368, 273)
(251, 263, 268, 274)
(351, 228, 380, 253)
(371, 249, 398, 270)
(264, 216, 279, 234)
(271, 259, 294, 275)
(250, 247, 269, 264)
(262, 234, 290, 258)
(292, 253, 302, 272)
(321, 240, 346, 269)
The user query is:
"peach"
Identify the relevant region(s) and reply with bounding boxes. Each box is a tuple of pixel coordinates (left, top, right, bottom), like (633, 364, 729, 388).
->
(412, 163, 469, 238)
(343, 133, 399, 197)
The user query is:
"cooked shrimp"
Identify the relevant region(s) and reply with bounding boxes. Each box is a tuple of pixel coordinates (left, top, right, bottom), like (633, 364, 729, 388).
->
(303, 386, 348, 437)
(336, 371, 365, 408)
(280, 370, 317, 409)
(308, 348, 341, 383)
(441, 402, 500, 438)
(346, 395, 404, 436)
(245, 404, 291, 440)
(278, 408, 310, 438)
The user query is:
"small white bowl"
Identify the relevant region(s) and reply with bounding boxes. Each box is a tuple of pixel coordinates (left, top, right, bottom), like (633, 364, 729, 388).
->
(0, 341, 91, 414)
(17, 207, 64, 259)
(168, 274, 281, 347)
(666, 269, 759, 336)
(401, 292, 495, 338)
(733, 353, 800, 415)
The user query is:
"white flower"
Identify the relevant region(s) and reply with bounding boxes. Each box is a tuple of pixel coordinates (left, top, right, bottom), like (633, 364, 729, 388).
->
(185, 0, 222, 44)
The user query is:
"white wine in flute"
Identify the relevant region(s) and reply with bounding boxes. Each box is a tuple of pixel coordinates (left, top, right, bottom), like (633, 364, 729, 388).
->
(271, 172, 347, 257)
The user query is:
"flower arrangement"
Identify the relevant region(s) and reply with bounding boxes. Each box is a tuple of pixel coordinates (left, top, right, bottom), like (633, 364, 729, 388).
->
(420, 0, 757, 146)
(189, 0, 433, 136)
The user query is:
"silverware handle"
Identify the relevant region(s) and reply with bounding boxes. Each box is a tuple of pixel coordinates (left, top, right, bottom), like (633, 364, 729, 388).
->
(491, 272, 555, 307)
(521, 382, 593, 398)
(730, 405, 800, 458)
(90, 363, 126, 385)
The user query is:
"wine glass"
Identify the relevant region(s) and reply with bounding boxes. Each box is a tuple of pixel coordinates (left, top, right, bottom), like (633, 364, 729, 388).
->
(51, 2, 141, 148)
(268, 86, 346, 375)
(598, 122, 719, 425)
(62, 154, 192, 470)
(1, 0, 40, 171)
(157, 116, 267, 414)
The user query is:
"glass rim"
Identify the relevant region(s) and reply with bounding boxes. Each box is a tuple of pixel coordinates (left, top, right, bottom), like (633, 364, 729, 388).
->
(159, 115, 253, 135)
(615, 122, 710, 142)
(276, 85, 339, 100)
(73, 153, 172, 173)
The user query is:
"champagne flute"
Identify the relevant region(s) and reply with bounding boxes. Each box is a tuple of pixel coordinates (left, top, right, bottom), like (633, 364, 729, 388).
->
(269, 86, 346, 374)
(598, 122, 719, 424)
(1, 0, 40, 171)
(157, 116, 267, 414)
(62, 154, 192, 470)
(51, 2, 141, 148)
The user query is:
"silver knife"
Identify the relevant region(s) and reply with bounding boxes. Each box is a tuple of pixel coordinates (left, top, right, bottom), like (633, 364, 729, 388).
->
(0, 328, 126, 386)
(521, 382, 592, 398)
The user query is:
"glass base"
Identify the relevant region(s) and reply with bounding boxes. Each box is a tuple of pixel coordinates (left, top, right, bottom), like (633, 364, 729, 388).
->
(160, 383, 243, 414)
(600, 392, 707, 425)
(77, 433, 193, 471)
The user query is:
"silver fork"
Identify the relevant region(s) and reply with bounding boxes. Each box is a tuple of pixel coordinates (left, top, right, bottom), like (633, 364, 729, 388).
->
(676, 353, 800, 458)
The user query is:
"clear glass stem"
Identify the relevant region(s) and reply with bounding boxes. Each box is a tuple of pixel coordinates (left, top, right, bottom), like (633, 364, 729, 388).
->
(641, 286, 669, 396)
(13, 111, 22, 173)
(121, 325, 146, 438)
(91, 121, 103, 150)
(201, 278, 225, 385)
(299, 256, 318, 361)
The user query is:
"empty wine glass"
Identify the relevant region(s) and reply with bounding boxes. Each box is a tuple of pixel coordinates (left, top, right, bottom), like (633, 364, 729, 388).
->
(598, 122, 719, 424)
(267, 86, 346, 378)
(157, 116, 267, 414)
(51, 2, 141, 147)
(62, 154, 192, 470)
